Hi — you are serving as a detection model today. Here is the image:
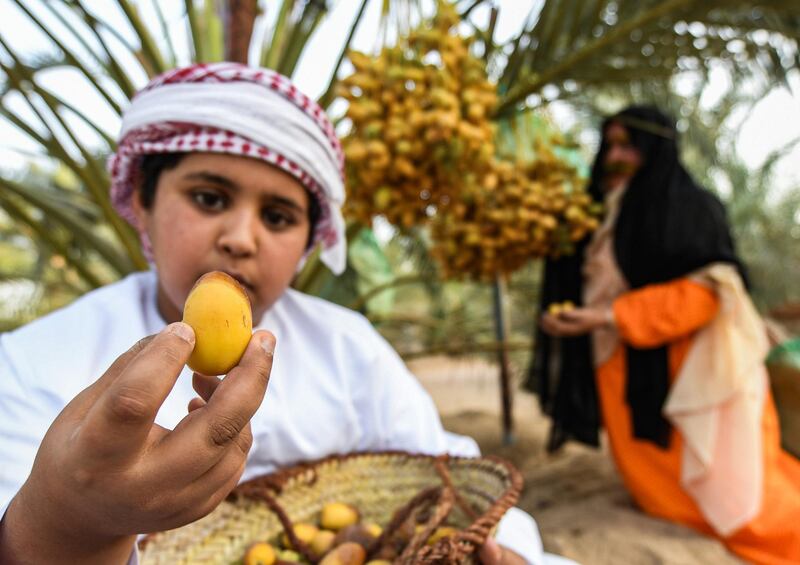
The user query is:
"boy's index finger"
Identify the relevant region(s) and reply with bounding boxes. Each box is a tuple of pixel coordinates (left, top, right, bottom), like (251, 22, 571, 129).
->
(81, 323, 196, 457)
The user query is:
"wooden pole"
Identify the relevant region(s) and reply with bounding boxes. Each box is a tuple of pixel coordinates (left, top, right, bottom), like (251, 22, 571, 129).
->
(492, 276, 514, 445)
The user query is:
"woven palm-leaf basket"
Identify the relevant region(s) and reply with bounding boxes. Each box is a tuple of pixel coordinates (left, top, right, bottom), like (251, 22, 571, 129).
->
(139, 451, 523, 565)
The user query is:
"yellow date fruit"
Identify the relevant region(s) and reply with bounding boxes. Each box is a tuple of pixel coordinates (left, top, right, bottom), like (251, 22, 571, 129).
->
(319, 542, 366, 565)
(182, 271, 252, 376)
(427, 526, 458, 545)
(281, 522, 319, 550)
(320, 502, 360, 531)
(244, 542, 276, 565)
(310, 530, 337, 558)
(363, 523, 382, 538)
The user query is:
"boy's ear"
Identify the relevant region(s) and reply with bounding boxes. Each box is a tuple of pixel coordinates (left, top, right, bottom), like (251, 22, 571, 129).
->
(129, 187, 148, 231)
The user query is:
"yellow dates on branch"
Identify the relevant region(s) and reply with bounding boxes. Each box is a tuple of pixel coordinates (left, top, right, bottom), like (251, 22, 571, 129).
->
(182, 271, 253, 376)
(338, 1, 601, 281)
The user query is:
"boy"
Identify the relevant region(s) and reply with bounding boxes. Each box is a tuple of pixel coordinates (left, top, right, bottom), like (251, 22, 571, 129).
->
(0, 63, 546, 564)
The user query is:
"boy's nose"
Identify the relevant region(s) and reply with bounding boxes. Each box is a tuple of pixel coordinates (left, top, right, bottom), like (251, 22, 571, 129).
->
(218, 212, 258, 258)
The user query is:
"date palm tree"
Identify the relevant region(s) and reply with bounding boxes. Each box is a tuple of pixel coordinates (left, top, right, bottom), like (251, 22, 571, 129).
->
(0, 0, 796, 329)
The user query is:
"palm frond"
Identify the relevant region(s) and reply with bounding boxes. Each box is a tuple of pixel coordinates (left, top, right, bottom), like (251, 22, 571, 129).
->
(0, 177, 134, 276)
(115, 0, 168, 75)
(261, 0, 296, 68)
(185, 0, 206, 61)
(318, 0, 371, 108)
(277, 0, 328, 77)
(0, 44, 146, 268)
(0, 190, 104, 287)
(151, 0, 179, 67)
(69, 1, 139, 97)
(10, 0, 127, 111)
(494, 0, 799, 116)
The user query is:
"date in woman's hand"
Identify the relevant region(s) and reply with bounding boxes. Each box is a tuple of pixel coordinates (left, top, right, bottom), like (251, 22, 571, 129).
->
(540, 307, 612, 338)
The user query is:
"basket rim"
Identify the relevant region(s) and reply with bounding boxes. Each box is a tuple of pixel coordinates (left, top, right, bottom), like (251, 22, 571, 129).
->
(232, 449, 523, 497)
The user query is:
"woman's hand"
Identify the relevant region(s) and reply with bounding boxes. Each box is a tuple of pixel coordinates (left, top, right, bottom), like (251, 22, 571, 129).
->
(0, 322, 275, 565)
(540, 306, 613, 338)
(479, 538, 528, 565)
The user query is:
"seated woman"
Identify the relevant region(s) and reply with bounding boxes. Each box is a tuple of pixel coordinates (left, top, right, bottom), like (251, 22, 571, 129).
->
(531, 105, 800, 564)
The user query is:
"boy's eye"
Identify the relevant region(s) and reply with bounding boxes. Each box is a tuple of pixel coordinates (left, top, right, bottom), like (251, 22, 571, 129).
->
(192, 190, 227, 211)
(261, 207, 296, 229)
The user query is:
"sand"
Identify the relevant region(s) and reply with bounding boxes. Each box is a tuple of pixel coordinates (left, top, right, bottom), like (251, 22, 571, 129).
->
(408, 356, 746, 565)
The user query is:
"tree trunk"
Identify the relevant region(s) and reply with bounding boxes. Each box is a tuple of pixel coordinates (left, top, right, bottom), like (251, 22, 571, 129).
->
(224, 0, 259, 63)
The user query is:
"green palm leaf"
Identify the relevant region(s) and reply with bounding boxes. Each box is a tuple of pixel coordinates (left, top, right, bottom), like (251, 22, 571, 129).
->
(495, 0, 799, 115)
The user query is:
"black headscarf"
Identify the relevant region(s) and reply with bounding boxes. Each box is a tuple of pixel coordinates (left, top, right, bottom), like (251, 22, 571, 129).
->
(526, 105, 747, 451)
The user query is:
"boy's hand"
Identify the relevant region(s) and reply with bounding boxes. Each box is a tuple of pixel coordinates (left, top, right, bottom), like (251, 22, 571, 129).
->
(479, 538, 528, 565)
(0, 322, 275, 565)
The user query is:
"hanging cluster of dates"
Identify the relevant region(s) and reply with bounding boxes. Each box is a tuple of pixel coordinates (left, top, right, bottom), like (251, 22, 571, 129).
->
(339, 2, 496, 229)
(430, 148, 600, 279)
(338, 1, 601, 280)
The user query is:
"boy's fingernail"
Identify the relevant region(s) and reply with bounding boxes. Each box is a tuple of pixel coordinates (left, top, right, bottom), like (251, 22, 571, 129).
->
(261, 335, 276, 357)
(168, 322, 195, 344)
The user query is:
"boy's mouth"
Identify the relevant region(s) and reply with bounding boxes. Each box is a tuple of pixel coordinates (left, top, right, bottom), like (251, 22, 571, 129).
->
(221, 271, 254, 293)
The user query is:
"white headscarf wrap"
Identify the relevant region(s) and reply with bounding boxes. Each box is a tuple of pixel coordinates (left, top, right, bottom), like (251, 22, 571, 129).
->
(109, 62, 347, 275)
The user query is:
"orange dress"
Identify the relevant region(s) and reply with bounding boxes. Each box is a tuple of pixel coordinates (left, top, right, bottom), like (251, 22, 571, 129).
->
(599, 278, 800, 564)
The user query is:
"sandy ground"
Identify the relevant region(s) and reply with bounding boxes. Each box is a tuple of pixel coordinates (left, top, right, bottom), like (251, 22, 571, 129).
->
(407, 356, 746, 565)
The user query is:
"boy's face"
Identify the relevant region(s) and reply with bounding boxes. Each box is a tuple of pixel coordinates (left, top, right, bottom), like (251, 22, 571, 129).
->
(132, 153, 311, 324)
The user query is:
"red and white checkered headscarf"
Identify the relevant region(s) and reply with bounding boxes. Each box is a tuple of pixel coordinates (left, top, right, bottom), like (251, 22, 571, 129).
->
(109, 62, 347, 275)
